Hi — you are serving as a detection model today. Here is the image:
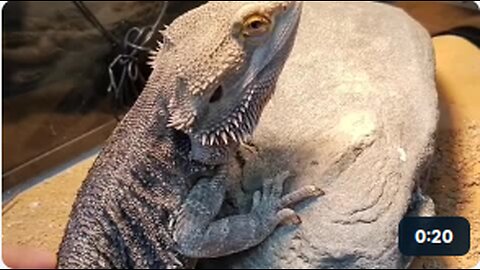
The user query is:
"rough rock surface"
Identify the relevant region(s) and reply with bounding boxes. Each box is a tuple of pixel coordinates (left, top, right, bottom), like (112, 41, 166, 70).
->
(202, 1, 438, 269)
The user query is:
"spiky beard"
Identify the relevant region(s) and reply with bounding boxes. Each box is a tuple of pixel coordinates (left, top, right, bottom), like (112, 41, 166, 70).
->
(193, 66, 281, 147)
(166, 74, 277, 147)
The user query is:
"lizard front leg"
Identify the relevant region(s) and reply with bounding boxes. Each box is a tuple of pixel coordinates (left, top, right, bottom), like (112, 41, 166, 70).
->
(172, 168, 323, 258)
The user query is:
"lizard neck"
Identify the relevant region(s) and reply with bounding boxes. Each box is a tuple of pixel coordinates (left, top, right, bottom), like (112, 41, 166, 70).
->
(188, 138, 238, 165)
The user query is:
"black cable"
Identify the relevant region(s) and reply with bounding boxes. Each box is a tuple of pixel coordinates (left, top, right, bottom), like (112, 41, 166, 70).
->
(72, 1, 121, 46)
(72, 1, 169, 120)
(106, 1, 169, 119)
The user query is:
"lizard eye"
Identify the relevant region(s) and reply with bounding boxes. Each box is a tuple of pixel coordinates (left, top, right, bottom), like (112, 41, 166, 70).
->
(242, 15, 271, 38)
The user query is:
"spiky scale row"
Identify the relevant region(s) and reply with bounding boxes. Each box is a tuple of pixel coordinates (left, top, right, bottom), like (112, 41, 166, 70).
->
(147, 28, 173, 67)
(194, 81, 267, 147)
(166, 96, 197, 133)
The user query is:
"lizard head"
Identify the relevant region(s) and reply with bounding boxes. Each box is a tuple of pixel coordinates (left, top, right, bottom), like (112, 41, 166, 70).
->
(150, 1, 302, 164)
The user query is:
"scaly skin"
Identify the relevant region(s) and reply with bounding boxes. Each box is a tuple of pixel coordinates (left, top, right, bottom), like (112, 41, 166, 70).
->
(57, 2, 321, 269)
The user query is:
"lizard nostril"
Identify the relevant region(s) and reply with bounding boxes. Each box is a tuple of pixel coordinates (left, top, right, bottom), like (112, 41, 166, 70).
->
(209, 85, 223, 103)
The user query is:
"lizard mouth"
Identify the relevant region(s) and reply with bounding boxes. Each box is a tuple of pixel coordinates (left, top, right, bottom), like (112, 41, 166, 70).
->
(195, 79, 272, 146)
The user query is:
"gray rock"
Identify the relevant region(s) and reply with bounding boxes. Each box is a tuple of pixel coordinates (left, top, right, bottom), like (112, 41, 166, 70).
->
(202, 1, 438, 269)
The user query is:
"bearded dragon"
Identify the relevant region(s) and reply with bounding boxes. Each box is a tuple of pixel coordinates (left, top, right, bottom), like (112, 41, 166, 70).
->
(57, 2, 321, 268)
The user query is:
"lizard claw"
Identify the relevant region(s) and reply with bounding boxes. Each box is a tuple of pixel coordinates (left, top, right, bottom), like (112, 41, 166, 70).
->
(250, 171, 320, 229)
(280, 185, 324, 208)
(278, 209, 302, 226)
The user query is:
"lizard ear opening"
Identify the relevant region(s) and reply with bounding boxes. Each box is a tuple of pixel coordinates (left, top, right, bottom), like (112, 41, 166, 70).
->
(209, 85, 223, 103)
